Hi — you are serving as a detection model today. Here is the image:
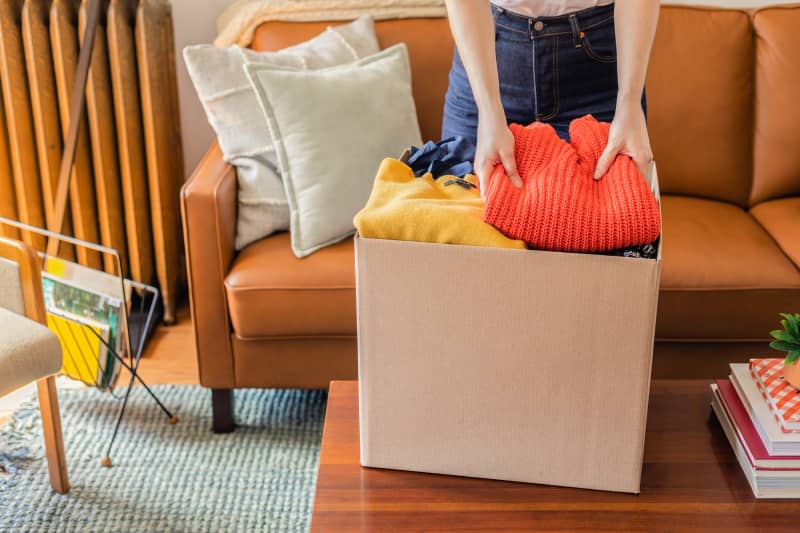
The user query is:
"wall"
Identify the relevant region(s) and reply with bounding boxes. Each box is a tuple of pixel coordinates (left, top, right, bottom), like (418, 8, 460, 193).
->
(171, 0, 798, 177)
(171, 0, 233, 180)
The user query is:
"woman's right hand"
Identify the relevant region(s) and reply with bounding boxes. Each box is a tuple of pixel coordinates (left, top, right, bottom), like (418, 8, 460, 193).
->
(475, 113, 522, 195)
(443, 0, 519, 193)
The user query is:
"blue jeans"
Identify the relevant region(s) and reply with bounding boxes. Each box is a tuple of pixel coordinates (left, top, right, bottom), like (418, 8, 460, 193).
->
(442, 3, 644, 158)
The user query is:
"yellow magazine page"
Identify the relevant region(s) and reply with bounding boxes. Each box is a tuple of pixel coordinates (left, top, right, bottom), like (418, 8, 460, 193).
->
(47, 313, 105, 386)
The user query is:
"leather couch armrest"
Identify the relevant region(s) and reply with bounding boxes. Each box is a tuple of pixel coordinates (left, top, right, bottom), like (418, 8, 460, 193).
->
(181, 142, 237, 388)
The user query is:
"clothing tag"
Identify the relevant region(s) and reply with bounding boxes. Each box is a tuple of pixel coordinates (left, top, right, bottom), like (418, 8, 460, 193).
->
(398, 148, 411, 163)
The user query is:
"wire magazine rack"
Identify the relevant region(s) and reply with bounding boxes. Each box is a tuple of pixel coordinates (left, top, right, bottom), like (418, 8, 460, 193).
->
(1, 217, 177, 467)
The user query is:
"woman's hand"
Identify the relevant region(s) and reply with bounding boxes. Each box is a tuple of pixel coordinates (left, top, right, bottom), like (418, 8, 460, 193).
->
(475, 113, 522, 194)
(444, 0, 521, 192)
(594, 100, 653, 180)
(597, 0, 659, 180)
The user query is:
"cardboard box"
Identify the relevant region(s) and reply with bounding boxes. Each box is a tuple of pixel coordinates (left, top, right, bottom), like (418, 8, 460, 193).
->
(355, 167, 662, 493)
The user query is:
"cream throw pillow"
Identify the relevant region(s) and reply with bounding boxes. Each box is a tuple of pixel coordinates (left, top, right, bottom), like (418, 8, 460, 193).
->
(184, 16, 380, 250)
(245, 44, 422, 258)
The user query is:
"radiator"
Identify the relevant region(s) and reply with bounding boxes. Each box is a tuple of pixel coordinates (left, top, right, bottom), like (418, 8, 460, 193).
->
(0, 0, 183, 324)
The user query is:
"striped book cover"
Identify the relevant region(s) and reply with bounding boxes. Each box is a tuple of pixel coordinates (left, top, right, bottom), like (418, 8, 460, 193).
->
(750, 358, 800, 434)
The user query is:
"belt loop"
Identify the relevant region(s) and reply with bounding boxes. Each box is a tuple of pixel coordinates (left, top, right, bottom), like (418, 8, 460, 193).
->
(528, 18, 533, 40)
(492, 6, 503, 40)
(492, 5, 504, 22)
(568, 13, 583, 48)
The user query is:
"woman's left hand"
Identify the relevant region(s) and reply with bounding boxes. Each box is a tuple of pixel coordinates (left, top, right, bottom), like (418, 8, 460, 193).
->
(594, 100, 653, 180)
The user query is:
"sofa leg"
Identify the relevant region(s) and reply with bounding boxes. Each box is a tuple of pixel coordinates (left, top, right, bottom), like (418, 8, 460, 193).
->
(211, 389, 234, 433)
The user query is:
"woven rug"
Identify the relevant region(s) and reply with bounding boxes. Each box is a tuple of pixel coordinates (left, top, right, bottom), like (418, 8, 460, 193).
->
(0, 385, 326, 532)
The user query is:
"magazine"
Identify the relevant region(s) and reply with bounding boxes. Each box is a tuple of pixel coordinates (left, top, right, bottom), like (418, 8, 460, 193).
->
(42, 272, 124, 389)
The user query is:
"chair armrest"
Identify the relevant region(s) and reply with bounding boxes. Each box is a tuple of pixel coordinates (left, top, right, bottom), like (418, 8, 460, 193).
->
(181, 142, 237, 388)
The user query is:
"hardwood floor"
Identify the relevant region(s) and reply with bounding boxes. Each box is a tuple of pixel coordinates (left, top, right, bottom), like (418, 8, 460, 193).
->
(136, 303, 198, 385)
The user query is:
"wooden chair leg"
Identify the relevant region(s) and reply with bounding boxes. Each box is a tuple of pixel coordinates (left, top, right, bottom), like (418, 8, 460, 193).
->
(36, 376, 69, 494)
(211, 388, 234, 433)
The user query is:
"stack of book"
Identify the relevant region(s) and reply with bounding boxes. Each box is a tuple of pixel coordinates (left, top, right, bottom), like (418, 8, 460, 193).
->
(711, 359, 800, 498)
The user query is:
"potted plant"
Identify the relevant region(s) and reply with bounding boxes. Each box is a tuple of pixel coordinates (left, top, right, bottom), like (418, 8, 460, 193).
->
(770, 313, 800, 389)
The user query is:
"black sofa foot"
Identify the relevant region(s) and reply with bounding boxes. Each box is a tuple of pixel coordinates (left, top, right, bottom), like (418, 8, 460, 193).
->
(211, 388, 235, 433)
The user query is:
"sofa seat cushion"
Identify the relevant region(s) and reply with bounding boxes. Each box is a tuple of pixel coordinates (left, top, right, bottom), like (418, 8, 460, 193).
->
(751, 198, 800, 270)
(225, 232, 356, 338)
(657, 195, 800, 341)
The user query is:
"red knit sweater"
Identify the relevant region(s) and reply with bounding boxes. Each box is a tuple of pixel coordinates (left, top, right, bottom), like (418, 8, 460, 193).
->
(482, 115, 661, 253)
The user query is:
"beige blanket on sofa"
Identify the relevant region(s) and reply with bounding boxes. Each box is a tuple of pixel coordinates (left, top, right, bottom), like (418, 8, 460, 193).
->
(215, 0, 447, 47)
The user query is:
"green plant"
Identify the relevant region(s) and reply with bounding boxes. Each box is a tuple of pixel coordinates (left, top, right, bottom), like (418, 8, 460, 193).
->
(770, 313, 800, 366)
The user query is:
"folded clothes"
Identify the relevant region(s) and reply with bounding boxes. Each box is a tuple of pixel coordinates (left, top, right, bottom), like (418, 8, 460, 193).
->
(354, 158, 526, 250)
(483, 115, 661, 253)
(406, 136, 475, 179)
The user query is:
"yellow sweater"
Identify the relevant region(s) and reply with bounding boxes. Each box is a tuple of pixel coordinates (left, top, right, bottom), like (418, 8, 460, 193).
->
(354, 158, 526, 250)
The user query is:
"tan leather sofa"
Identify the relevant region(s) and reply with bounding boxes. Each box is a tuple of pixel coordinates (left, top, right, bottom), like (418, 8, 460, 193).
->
(182, 5, 800, 431)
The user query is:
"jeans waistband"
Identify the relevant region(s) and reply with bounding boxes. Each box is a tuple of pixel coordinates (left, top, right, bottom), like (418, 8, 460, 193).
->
(491, 2, 614, 40)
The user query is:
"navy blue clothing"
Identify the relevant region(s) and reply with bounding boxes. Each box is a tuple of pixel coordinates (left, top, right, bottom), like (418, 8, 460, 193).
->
(442, 3, 645, 162)
(407, 136, 475, 178)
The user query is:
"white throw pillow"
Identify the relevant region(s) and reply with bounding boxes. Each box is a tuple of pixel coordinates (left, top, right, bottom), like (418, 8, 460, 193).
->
(183, 16, 380, 250)
(245, 44, 422, 258)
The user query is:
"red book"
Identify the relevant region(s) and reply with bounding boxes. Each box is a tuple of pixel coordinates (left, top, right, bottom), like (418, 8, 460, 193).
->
(715, 379, 800, 470)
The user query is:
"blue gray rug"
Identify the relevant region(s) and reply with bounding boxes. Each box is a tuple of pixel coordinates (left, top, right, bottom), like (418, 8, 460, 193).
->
(0, 385, 326, 532)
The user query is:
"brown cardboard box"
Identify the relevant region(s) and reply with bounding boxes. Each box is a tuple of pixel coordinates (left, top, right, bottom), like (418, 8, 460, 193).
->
(355, 167, 661, 493)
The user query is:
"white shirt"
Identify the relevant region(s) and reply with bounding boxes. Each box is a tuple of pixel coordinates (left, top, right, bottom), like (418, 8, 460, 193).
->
(492, 1, 614, 18)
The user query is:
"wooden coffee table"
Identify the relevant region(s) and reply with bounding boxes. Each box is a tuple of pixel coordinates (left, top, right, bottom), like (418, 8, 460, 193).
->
(310, 381, 800, 532)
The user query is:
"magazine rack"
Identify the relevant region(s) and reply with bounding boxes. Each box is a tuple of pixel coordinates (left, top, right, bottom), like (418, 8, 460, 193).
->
(0, 217, 177, 467)
(0, 0, 175, 467)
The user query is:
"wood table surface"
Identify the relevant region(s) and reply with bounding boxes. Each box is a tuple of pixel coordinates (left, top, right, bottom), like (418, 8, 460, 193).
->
(310, 380, 800, 532)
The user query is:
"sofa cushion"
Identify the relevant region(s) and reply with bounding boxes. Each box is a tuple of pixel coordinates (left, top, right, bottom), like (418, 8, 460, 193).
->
(250, 18, 453, 143)
(751, 7, 800, 205)
(184, 16, 380, 251)
(647, 7, 754, 206)
(656, 195, 800, 341)
(245, 44, 421, 258)
(225, 232, 355, 338)
(751, 198, 800, 270)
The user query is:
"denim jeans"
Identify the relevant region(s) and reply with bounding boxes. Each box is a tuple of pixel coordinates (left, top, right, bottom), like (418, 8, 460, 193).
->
(442, 3, 644, 158)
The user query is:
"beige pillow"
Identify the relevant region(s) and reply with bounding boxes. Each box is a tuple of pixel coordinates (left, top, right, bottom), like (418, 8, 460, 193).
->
(184, 16, 380, 250)
(246, 44, 422, 257)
